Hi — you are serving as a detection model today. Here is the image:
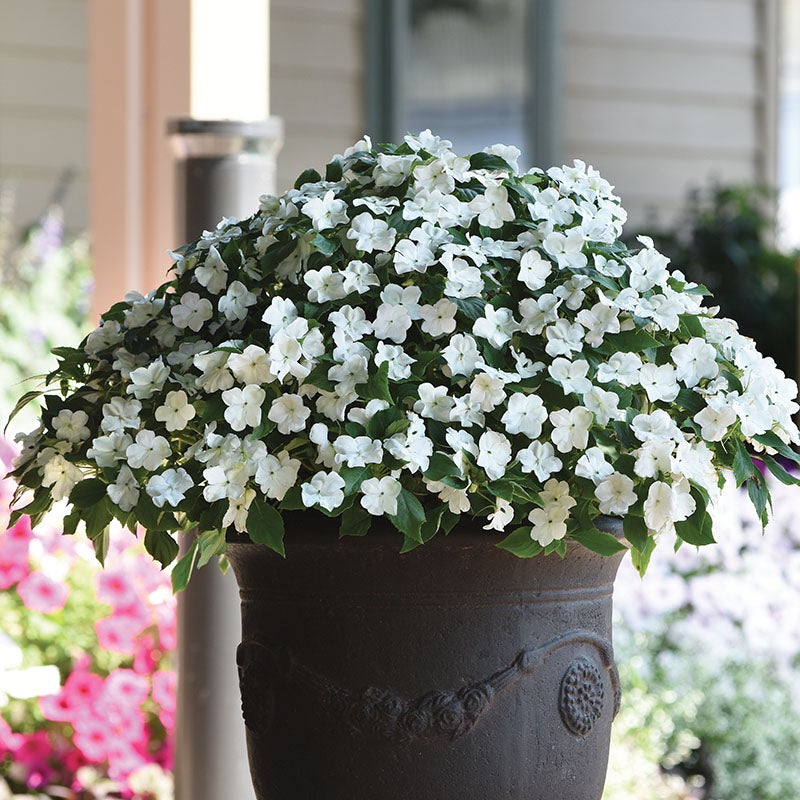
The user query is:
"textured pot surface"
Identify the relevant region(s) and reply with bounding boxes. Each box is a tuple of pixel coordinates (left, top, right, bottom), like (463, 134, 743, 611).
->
(227, 514, 625, 800)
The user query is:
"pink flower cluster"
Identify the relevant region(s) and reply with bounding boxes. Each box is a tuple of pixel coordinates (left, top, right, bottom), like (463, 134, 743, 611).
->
(0, 442, 177, 797)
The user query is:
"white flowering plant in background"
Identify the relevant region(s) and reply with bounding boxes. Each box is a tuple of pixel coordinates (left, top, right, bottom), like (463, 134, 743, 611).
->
(7, 131, 800, 590)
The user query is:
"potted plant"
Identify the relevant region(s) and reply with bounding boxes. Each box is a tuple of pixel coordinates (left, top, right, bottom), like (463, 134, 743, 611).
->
(7, 131, 800, 800)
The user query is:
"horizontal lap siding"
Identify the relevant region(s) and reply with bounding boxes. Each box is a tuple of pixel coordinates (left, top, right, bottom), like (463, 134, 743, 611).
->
(270, 0, 364, 192)
(563, 0, 767, 232)
(0, 0, 88, 231)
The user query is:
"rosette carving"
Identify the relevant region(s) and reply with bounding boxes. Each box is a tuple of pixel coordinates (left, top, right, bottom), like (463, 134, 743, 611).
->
(236, 630, 619, 743)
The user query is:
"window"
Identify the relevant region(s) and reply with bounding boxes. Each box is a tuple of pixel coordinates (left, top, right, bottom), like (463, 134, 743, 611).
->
(365, 0, 560, 168)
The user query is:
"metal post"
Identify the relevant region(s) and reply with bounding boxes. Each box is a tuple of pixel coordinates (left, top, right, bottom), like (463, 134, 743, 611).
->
(168, 117, 283, 800)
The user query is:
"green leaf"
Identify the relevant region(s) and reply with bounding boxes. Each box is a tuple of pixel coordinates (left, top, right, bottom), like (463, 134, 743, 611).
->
(62, 509, 82, 537)
(423, 452, 462, 482)
(753, 431, 800, 465)
(339, 465, 371, 495)
(600, 328, 662, 354)
(678, 314, 707, 338)
(623, 516, 649, 551)
(171, 539, 199, 593)
(196, 529, 227, 569)
(338, 504, 372, 537)
(9, 490, 53, 527)
(278, 485, 305, 511)
(246, 498, 286, 557)
(325, 158, 343, 182)
(630, 535, 656, 577)
(4, 389, 46, 432)
(91, 527, 110, 565)
(761, 454, 800, 486)
(420, 503, 446, 543)
(675, 387, 705, 415)
(294, 167, 322, 189)
(497, 526, 543, 558)
(732, 440, 759, 487)
(69, 479, 108, 510)
(469, 152, 513, 171)
(454, 297, 486, 322)
(674, 490, 716, 546)
(312, 233, 338, 256)
(746, 474, 770, 528)
(569, 527, 628, 556)
(144, 530, 180, 569)
(303, 361, 336, 392)
(83, 498, 114, 540)
(487, 480, 515, 502)
(400, 534, 423, 553)
(361, 361, 392, 403)
(249, 414, 276, 441)
(365, 406, 403, 439)
(387, 489, 426, 542)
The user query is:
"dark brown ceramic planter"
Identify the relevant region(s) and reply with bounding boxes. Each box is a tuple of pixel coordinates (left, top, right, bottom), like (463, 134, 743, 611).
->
(226, 514, 625, 800)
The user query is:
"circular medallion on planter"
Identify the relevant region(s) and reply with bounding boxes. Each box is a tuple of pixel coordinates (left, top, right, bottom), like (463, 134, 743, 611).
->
(559, 656, 605, 737)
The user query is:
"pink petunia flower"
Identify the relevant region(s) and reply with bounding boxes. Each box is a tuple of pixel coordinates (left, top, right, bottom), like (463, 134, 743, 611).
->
(95, 613, 147, 655)
(105, 668, 150, 709)
(17, 572, 69, 613)
(95, 568, 139, 610)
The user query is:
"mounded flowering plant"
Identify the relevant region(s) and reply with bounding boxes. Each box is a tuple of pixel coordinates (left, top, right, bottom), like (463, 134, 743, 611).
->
(7, 131, 800, 590)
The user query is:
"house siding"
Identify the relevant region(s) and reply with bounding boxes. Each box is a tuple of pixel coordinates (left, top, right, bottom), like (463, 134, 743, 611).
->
(270, 0, 365, 192)
(0, 0, 88, 232)
(562, 0, 773, 230)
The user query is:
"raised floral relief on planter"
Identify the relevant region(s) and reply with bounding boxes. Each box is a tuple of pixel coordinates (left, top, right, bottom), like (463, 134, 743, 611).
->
(7, 131, 799, 587)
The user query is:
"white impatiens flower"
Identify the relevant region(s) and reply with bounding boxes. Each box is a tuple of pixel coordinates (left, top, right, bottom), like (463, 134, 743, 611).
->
(528, 504, 569, 547)
(419, 299, 458, 337)
(595, 473, 637, 516)
(441, 334, 482, 377)
(596, 352, 642, 386)
(328, 355, 369, 392)
(228, 345, 274, 385)
(501, 393, 547, 438)
(146, 468, 194, 508)
(224, 488, 256, 533)
(106, 465, 140, 512)
(203, 463, 248, 502)
(631, 409, 681, 444)
(304, 265, 347, 303)
(476, 430, 512, 480)
(41, 455, 83, 502)
(375, 342, 415, 380)
(549, 406, 594, 453)
(360, 476, 402, 516)
(301, 471, 346, 512)
(548, 358, 592, 395)
(484, 498, 514, 531)
(301, 189, 349, 231)
(261, 297, 298, 336)
(393, 238, 436, 275)
(672, 337, 719, 388)
(127, 359, 170, 400)
(218, 280, 257, 322)
(332, 435, 383, 468)
(255, 451, 300, 500)
(469, 185, 515, 228)
(126, 430, 171, 472)
(154, 390, 196, 432)
(87, 432, 133, 468)
(582, 386, 623, 426)
(373, 303, 413, 343)
(469, 372, 507, 412)
(637, 363, 680, 403)
(694, 400, 737, 442)
(473, 305, 517, 348)
(517, 250, 552, 291)
(52, 410, 91, 443)
(194, 245, 228, 294)
(414, 383, 455, 423)
(347, 212, 397, 252)
(101, 398, 142, 433)
(195, 349, 235, 393)
(544, 319, 585, 358)
(644, 480, 676, 534)
(518, 441, 563, 481)
(575, 447, 614, 484)
(171, 292, 213, 332)
(222, 385, 266, 432)
(268, 394, 310, 434)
